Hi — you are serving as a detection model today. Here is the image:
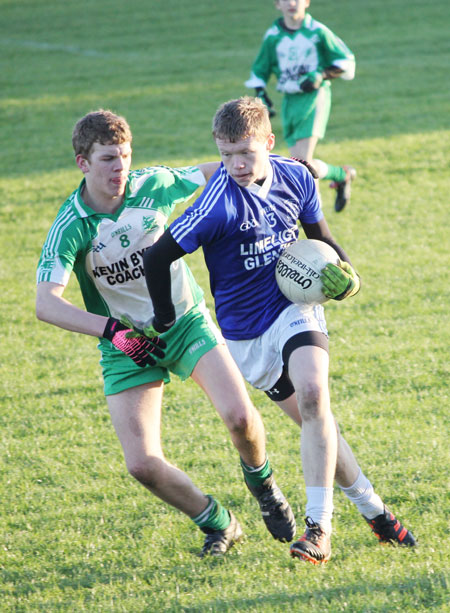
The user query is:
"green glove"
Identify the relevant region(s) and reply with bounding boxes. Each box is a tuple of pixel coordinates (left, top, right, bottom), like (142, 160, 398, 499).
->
(321, 261, 361, 301)
(299, 70, 324, 93)
(142, 323, 165, 338)
(119, 315, 158, 339)
(120, 315, 173, 339)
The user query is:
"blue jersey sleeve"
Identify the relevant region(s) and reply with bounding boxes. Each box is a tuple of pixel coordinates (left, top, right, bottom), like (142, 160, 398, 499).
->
(275, 157, 323, 225)
(169, 167, 232, 253)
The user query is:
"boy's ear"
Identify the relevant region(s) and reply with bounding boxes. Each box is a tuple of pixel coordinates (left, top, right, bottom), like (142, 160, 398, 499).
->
(76, 154, 89, 174)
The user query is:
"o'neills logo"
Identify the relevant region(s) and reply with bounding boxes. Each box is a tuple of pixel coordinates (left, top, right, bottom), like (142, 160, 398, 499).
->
(276, 254, 320, 289)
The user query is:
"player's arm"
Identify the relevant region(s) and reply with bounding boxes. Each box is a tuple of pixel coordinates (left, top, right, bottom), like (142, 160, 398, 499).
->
(36, 282, 165, 366)
(322, 66, 344, 80)
(197, 162, 220, 182)
(300, 26, 355, 93)
(245, 74, 276, 117)
(301, 219, 351, 263)
(301, 219, 361, 300)
(245, 35, 276, 116)
(36, 281, 107, 336)
(320, 25, 355, 81)
(297, 65, 345, 93)
(245, 73, 276, 115)
(142, 230, 187, 332)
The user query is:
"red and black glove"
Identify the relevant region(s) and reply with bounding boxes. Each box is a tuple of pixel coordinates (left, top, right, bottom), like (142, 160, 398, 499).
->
(103, 318, 166, 367)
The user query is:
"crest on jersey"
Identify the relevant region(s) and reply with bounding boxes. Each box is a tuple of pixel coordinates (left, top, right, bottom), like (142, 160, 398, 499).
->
(142, 216, 158, 234)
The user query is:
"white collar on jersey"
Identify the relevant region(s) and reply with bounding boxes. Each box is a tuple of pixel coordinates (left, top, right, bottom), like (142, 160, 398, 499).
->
(247, 159, 273, 199)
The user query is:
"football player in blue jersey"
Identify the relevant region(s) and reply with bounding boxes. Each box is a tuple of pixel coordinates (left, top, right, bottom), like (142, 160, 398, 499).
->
(143, 97, 416, 564)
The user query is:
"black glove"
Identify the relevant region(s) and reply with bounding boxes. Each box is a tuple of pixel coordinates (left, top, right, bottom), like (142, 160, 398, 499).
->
(255, 87, 276, 117)
(298, 70, 324, 93)
(103, 317, 166, 367)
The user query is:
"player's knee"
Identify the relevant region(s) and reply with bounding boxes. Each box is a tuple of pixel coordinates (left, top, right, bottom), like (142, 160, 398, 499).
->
(224, 405, 253, 435)
(296, 382, 326, 421)
(127, 455, 165, 488)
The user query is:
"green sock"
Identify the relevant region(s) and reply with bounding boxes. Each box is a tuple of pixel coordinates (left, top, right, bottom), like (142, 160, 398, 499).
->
(323, 164, 346, 183)
(240, 456, 272, 488)
(192, 495, 230, 531)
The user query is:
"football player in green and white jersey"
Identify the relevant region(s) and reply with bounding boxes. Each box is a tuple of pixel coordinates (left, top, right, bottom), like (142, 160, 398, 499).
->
(245, 0, 356, 211)
(36, 110, 296, 557)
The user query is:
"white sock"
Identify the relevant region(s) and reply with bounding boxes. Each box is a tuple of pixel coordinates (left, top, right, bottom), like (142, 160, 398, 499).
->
(339, 469, 384, 519)
(305, 486, 333, 534)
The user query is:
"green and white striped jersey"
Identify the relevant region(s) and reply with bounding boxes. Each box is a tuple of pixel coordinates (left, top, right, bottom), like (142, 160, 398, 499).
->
(245, 14, 355, 95)
(37, 165, 205, 329)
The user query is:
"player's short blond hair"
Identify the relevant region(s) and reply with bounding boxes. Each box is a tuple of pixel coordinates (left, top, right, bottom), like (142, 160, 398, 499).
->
(212, 97, 272, 143)
(72, 109, 132, 158)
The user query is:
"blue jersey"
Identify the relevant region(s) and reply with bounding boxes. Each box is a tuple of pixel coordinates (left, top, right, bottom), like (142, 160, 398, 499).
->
(170, 155, 323, 340)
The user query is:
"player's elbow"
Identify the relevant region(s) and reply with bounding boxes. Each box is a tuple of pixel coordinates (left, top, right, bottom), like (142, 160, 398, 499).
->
(332, 58, 355, 81)
(35, 286, 55, 323)
(341, 61, 356, 81)
(35, 296, 49, 323)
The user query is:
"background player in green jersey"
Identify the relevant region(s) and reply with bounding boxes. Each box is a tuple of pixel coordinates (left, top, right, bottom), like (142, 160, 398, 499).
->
(245, 0, 356, 211)
(36, 109, 296, 557)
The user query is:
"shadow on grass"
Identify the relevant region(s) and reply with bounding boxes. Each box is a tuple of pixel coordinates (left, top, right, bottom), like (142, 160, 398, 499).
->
(176, 571, 448, 612)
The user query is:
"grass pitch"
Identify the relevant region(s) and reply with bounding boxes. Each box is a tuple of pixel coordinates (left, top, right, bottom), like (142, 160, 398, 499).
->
(1, 0, 449, 611)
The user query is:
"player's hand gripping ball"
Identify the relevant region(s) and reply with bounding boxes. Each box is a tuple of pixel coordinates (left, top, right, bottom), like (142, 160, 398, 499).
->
(321, 261, 361, 301)
(276, 239, 340, 305)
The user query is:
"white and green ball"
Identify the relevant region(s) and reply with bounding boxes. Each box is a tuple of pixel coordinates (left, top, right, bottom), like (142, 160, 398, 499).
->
(275, 239, 340, 305)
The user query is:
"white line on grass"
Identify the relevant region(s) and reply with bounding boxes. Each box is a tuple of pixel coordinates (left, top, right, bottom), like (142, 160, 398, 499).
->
(0, 38, 138, 58)
(0, 38, 248, 61)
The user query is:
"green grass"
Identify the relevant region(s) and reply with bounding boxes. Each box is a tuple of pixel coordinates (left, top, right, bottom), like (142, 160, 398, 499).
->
(1, 0, 450, 611)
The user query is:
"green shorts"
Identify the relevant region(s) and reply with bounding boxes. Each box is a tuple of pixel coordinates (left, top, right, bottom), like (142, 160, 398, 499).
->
(282, 83, 332, 146)
(100, 302, 223, 396)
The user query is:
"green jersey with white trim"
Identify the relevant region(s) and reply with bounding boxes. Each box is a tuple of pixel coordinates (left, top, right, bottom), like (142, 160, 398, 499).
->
(37, 165, 205, 331)
(245, 14, 355, 95)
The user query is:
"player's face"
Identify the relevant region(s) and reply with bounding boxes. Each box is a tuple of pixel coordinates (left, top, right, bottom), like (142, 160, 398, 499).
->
(76, 141, 132, 205)
(276, 0, 310, 24)
(215, 134, 275, 188)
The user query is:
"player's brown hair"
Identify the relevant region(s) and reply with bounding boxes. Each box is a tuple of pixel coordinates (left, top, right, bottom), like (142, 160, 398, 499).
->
(212, 97, 272, 143)
(72, 109, 132, 158)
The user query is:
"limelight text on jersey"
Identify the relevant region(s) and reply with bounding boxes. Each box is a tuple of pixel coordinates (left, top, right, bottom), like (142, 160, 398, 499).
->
(240, 227, 297, 270)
